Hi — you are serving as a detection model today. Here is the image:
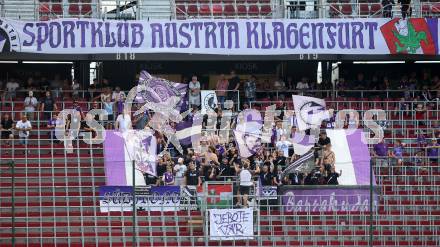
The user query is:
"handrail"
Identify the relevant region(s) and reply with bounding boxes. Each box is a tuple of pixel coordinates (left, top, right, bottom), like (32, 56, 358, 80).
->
(2, 1, 440, 20)
(0, 89, 437, 97)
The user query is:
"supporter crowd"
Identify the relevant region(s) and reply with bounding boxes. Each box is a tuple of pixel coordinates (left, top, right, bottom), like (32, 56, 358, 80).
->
(0, 70, 439, 205)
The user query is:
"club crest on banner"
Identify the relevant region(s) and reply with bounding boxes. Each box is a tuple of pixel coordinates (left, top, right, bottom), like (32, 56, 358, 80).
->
(134, 70, 188, 121)
(380, 18, 438, 55)
(137, 70, 182, 105)
(0, 19, 20, 53)
(201, 90, 218, 114)
(293, 95, 328, 131)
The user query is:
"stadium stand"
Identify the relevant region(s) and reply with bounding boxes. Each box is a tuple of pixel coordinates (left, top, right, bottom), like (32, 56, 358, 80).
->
(0, 0, 440, 246)
(0, 70, 439, 246)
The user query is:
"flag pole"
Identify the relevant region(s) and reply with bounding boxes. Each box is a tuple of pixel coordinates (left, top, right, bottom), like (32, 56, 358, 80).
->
(132, 160, 136, 247)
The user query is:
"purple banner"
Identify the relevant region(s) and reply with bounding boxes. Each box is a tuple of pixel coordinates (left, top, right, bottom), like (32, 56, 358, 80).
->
(104, 131, 127, 186)
(281, 187, 378, 213)
(347, 129, 374, 185)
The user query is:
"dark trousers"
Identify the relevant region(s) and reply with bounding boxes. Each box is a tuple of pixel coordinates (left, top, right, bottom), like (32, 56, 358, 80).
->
(383, 6, 392, 18)
(401, 4, 411, 19)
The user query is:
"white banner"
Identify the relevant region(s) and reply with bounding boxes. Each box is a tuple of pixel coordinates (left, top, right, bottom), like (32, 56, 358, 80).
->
(209, 208, 254, 240)
(0, 18, 439, 55)
(292, 95, 328, 131)
(201, 90, 218, 114)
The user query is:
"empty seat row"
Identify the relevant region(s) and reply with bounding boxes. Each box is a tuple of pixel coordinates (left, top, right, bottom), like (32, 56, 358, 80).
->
(359, 3, 383, 15)
(39, 3, 93, 16)
(39, 0, 92, 2)
(175, 0, 271, 3)
(422, 3, 440, 13)
(329, 3, 382, 16)
(177, 4, 272, 17)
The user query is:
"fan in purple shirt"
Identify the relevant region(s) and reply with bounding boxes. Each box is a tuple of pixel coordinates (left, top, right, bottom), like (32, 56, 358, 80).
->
(426, 139, 439, 163)
(373, 139, 388, 157)
(162, 166, 175, 185)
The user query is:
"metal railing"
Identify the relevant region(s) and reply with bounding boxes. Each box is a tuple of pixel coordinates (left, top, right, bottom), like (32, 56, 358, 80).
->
(0, 88, 437, 104)
(0, 93, 439, 246)
(1, 0, 440, 21)
(1, 158, 439, 246)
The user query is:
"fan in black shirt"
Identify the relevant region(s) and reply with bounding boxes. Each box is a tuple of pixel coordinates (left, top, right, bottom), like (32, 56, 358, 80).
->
(274, 151, 287, 167)
(40, 91, 58, 120)
(186, 163, 201, 186)
(317, 132, 331, 147)
(289, 172, 304, 185)
(315, 132, 331, 161)
(326, 168, 342, 185)
(227, 70, 240, 101)
(259, 165, 273, 186)
(0, 114, 13, 145)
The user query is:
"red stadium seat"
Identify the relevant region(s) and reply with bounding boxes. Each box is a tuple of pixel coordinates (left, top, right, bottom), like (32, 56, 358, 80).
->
(359, 3, 369, 15)
(187, 5, 198, 15)
(176, 5, 186, 16)
(341, 4, 352, 15)
(39, 3, 50, 14)
(248, 5, 259, 15)
(51, 3, 63, 15)
(237, 5, 247, 15)
(432, 3, 440, 13)
(260, 5, 272, 15)
(212, 4, 223, 15)
(224, 4, 236, 15)
(329, 4, 340, 17)
(370, 3, 382, 15)
(81, 4, 92, 15)
(421, 4, 431, 14)
(199, 4, 211, 15)
(68, 4, 80, 15)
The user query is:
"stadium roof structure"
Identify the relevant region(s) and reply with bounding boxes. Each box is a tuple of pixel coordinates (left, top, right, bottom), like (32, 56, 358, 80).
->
(0, 52, 439, 62)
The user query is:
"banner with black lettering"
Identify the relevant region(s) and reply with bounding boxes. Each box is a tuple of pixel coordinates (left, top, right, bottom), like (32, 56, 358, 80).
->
(209, 208, 254, 240)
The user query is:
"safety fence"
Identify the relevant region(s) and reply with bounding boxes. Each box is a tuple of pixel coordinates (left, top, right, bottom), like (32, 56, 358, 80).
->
(0, 157, 439, 246)
(1, 88, 437, 101)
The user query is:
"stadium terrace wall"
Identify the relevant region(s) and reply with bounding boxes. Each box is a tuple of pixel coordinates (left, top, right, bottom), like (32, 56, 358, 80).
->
(0, 18, 439, 61)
